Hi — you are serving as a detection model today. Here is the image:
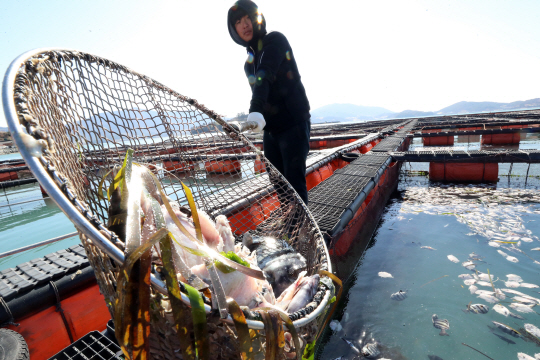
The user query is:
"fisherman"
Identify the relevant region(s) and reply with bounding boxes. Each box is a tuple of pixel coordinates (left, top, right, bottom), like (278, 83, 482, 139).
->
(227, 0, 311, 204)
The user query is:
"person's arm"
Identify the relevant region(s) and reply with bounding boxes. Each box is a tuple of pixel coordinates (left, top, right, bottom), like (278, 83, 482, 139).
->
(249, 32, 289, 114)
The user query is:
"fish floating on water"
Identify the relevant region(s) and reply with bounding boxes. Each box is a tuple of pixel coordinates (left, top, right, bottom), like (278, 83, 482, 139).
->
(509, 303, 535, 314)
(390, 290, 407, 301)
(493, 304, 510, 317)
(432, 314, 450, 336)
(421, 246, 436, 250)
(361, 342, 380, 359)
(447, 255, 459, 263)
(340, 337, 360, 355)
(487, 325, 517, 344)
(463, 302, 489, 314)
(462, 261, 475, 270)
(524, 323, 540, 340)
(378, 272, 393, 278)
(517, 353, 536, 360)
(492, 321, 521, 338)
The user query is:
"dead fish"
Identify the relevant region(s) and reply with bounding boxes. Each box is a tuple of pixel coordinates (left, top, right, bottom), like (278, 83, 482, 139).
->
(498, 249, 509, 257)
(341, 337, 361, 355)
(447, 255, 459, 263)
(421, 246, 436, 250)
(517, 353, 536, 360)
(509, 303, 535, 314)
(469, 285, 478, 294)
(361, 342, 380, 359)
(531, 247, 540, 251)
(391, 290, 408, 301)
(459, 274, 474, 280)
(477, 293, 498, 304)
(490, 331, 516, 345)
(509, 312, 526, 320)
(506, 281, 521, 288)
(507, 274, 523, 282)
(462, 261, 475, 270)
(279, 274, 319, 314)
(524, 323, 540, 340)
(378, 272, 393, 278)
(492, 321, 521, 338)
(493, 304, 510, 317)
(476, 281, 492, 287)
(520, 283, 539, 288)
(243, 233, 307, 297)
(432, 314, 450, 336)
(477, 273, 494, 282)
(463, 303, 489, 314)
(488, 241, 501, 247)
(506, 256, 519, 263)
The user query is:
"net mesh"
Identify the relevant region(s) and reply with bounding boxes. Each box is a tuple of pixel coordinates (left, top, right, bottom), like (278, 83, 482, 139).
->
(9, 50, 330, 358)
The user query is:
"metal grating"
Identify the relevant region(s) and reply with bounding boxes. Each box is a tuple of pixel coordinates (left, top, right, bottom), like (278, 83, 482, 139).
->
(350, 153, 390, 167)
(371, 138, 404, 152)
(335, 166, 379, 179)
(48, 331, 122, 360)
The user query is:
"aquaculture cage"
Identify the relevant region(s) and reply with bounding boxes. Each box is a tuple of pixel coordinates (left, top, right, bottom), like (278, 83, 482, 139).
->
(3, 49, 333, 359)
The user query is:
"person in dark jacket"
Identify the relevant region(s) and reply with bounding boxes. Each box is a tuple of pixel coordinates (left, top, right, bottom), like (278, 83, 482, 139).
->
(227, 0, 311, 204)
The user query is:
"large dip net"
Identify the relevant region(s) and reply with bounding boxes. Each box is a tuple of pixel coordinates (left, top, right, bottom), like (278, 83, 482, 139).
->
(3, 49, 334, 359)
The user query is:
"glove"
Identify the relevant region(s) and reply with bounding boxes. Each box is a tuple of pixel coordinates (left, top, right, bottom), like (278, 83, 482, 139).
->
(246, 112, 266, 133)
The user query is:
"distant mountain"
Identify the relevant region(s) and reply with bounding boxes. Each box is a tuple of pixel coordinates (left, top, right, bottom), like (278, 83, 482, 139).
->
(311, 103, 394, 123)
(311, 98, 540, 123)
(0, 127, 8, 132)
(438, 98, 540, 115)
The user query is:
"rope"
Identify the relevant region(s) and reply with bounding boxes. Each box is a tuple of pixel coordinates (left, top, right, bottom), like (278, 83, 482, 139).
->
(0, 297, 19, 327)
(50, 281, 75, 343)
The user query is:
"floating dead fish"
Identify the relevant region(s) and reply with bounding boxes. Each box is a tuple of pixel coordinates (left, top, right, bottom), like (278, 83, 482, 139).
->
(517, 353, 536, 360)
(494, 288, 506, 300)
(507, 274, 523, 282)
(506, 281, 521, 288)
(466, 303, 489, 314)
(464, 279, 477, 286)
(340, 337, 360, 355)
(432, 314, 450, 336)
(421, 246, 436, 250)
(462, 261, 475, 270)
(243, 233, 307, 297)
(488, 241, 501, 248)
(476, 281, 492, 287)
(492, 321, 521, 338)
(520, 283, 539, 288)
(521, 237, 533, 242)
(524, 323, 540, 340)
(378, 272, 393, 278)
(506, 256, 519, 263)
(329, 320, 343, 332)
(361, 343, 380, 359)
(390, 290, 407, 301)
(513, 296, 537, 305)
(477, 293, 498, 304)
(447, 255, 459, 263)
(509, 312, 525, 320)
(469, 285, 478, 294)
(459, 274, 474, 280)
(498, 250, 509, 257)
(531, 247, 540, 251)
(509, 303, 535, 314)
(477, 273, 494, 281)
(493, 304, 510, 317)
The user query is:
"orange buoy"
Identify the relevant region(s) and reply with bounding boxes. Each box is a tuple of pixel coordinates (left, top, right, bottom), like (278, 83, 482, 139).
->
(481, 133, 520, 145)
(163, 160, 194, 173)
(254, 158, 266, 173)
(422, 136, 454, 146)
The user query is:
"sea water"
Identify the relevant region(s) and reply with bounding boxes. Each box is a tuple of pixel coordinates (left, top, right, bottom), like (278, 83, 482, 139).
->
(317, 175, 540, 360)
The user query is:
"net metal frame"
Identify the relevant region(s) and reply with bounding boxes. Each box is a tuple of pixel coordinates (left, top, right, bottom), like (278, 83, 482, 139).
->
(2, 49, 331, 334)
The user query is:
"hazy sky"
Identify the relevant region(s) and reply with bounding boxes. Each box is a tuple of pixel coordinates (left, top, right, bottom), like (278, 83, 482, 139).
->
(1, 0, 539, 128)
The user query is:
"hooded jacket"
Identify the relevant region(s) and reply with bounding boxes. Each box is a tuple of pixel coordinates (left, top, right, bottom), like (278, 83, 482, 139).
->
(228, 0, 310, 133)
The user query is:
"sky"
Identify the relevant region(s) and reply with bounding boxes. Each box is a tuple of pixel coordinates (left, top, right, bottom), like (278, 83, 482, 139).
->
(1, 0, 539, 128)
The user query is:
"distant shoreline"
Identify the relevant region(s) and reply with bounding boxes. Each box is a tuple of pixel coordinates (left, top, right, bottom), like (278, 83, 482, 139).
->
(0, 148, 18, 155)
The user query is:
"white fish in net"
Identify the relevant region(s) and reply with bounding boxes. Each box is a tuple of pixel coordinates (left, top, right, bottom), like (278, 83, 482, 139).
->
(378, 272, 393, 278)
(447, 255, 459, 263)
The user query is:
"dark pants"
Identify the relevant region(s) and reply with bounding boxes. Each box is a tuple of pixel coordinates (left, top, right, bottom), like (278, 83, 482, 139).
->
(263, 120, 311, 204)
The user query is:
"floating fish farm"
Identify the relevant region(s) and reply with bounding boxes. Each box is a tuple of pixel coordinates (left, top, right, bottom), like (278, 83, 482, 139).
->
(2, 48, 540, 360)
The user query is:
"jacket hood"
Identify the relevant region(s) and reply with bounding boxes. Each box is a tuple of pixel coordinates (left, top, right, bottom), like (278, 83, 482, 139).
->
(228, 0, 267, 48)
